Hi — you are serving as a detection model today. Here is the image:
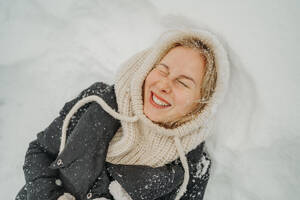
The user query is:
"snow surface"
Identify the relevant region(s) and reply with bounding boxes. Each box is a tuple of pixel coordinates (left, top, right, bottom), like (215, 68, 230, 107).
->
(0, 0, 299, 199)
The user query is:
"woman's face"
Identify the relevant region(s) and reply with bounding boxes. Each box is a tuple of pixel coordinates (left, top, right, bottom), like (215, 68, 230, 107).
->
(143, 46, 206, 123)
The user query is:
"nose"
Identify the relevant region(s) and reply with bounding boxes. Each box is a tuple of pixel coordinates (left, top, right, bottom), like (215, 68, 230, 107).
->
(158, 79, 171, 93)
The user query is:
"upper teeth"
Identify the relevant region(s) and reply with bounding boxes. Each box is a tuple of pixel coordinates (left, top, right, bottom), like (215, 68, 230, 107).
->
(152, 94, 169, 106)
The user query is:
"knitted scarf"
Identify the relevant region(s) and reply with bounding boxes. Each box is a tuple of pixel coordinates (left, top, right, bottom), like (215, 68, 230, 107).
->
(59, 29, 230, 200)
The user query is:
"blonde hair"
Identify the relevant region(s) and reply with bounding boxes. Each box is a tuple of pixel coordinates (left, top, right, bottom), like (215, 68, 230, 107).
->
(157, 38, 217, 128)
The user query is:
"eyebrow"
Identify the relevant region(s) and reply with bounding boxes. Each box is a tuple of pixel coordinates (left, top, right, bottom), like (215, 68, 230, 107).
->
(158, 63, 196, 85)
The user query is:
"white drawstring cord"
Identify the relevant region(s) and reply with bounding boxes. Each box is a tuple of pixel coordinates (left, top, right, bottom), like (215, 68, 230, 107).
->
(59, 95, 138, 154)
(174, 136, 190, 200)
(58, 95, 189, 200)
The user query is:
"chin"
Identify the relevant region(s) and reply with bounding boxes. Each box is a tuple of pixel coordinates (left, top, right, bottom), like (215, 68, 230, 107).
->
(145, 112, 159, 122)
(144, 108, 162, 123)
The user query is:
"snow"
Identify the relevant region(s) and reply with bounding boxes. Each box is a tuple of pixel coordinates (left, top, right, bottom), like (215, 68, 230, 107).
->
(0, 0, 299, 199)
(195, 154, 210, 179)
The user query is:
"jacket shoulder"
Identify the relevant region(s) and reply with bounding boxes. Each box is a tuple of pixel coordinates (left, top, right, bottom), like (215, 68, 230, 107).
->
(81, 81, 112, 97)
(37, 81, 116, 155)
(59, 81, 114, 116)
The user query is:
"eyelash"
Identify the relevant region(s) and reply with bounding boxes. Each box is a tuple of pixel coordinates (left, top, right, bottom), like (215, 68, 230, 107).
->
(177, 80, 189, 88)
(158, 69, 168, 76)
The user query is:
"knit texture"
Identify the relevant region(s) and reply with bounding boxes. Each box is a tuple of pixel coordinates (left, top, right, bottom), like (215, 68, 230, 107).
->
(59, 29, 230, 200)
(105, 29, 230, 167)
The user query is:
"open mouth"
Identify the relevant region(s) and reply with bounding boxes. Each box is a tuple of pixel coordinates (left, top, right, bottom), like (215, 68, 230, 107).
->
(150, 91, 171, 108)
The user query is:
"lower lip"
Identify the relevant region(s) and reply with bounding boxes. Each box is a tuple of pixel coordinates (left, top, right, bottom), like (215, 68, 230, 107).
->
(149, 92, 171, 109)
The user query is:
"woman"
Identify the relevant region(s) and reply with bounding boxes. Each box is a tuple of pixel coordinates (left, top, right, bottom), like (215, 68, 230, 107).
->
(16, 29, 230, 200)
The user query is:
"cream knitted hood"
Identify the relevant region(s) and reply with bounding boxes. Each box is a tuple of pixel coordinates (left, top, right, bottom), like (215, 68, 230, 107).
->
(59, 29, 230, 200)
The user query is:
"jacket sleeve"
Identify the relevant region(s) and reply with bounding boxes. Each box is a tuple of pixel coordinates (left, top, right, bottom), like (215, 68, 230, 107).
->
(178, 151, 211, 200)
(20, 82, 112, 200)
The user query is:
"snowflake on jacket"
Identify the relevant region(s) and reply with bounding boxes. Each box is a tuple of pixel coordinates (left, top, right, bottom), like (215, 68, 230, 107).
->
(16, 82, 211, 200)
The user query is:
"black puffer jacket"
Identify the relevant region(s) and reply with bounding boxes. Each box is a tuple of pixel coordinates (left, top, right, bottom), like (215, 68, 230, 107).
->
(16, 82, 211, 200)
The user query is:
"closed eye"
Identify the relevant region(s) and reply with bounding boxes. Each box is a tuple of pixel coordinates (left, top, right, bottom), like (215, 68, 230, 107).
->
(177, 80, 189, 88)
(159, 69, 167, 73)
(156, 65, 168, 76)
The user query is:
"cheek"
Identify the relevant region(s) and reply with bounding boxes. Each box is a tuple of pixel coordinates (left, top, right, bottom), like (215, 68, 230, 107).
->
(173, 91, 198, 112)
(144, 71, 157, 101)
(174, 92, 193, 107)
(150, 70, 161, 80)
(144, 71, 157, 88)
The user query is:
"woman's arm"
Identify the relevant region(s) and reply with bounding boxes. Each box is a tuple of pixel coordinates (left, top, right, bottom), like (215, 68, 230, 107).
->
(17, 82, 111, 200)
(22, 139, 65, 200)
(177, 152, 211, 200)
(160, 150, 211, 200)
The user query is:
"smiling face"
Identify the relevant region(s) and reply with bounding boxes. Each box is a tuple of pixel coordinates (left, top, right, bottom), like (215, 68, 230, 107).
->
(143, 46, 206, 124)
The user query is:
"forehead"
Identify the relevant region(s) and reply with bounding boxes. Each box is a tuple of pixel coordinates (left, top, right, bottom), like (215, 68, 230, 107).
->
(159, 46, 205, 81)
